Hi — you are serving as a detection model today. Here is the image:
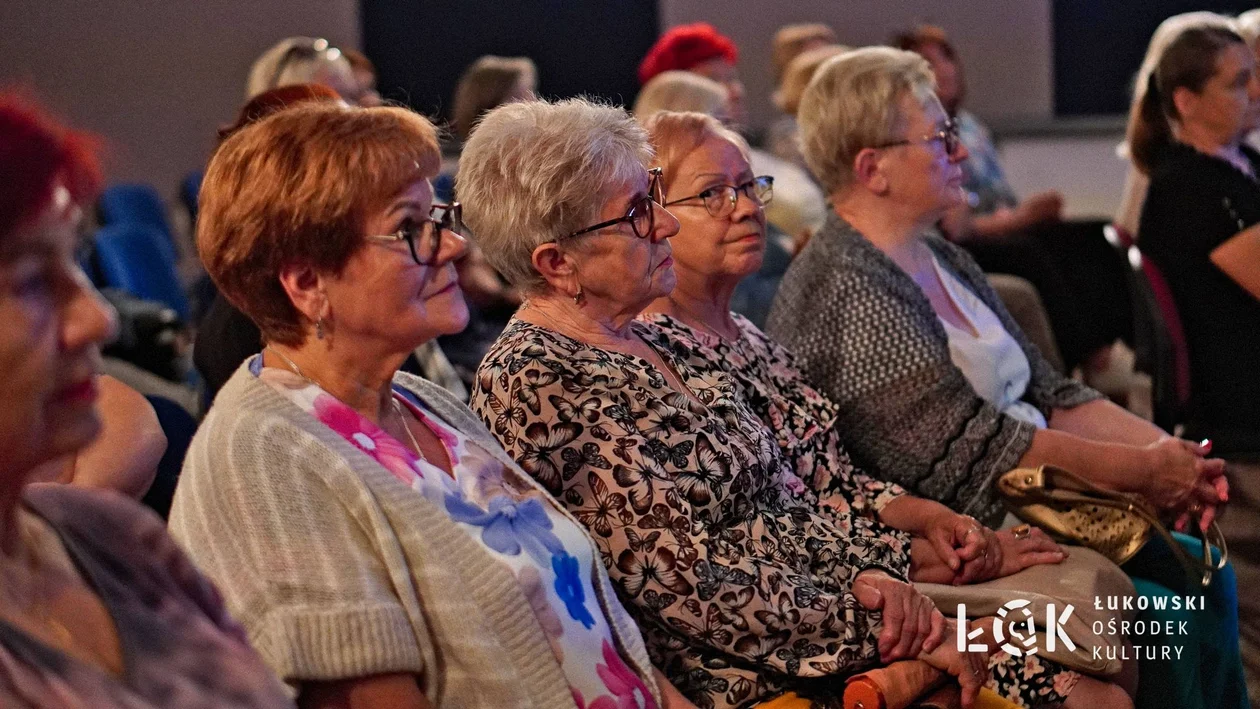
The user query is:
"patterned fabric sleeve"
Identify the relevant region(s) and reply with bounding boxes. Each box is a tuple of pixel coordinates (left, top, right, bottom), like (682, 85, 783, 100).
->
(471, 328, 912, 688)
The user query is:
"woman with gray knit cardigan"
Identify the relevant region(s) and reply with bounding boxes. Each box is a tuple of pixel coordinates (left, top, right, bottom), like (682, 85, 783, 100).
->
(765, 47, 1226, 532)
(168, 102, 696, 709)
(765, 47, 1247, 709)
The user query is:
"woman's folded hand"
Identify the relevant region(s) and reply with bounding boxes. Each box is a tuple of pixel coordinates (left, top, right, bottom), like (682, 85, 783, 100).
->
(853, 569, 946, 662)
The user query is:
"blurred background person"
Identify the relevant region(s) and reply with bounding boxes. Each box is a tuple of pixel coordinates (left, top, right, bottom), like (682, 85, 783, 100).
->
(1132, 25, 1260, 701)
(245, 36, 359, 103)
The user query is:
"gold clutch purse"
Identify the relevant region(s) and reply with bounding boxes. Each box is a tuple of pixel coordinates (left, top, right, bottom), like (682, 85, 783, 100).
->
(997, 465, 1226, 586)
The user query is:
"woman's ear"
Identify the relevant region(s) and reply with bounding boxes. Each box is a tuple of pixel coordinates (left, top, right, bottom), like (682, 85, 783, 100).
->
(530, 242, 581, 296)
(852, 148, 890, 195)
(1171, 86, 1198, 124)
(277, 264, 328, 326)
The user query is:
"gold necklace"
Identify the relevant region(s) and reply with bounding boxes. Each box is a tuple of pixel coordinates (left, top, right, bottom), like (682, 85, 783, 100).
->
(265, 346, 428, 462)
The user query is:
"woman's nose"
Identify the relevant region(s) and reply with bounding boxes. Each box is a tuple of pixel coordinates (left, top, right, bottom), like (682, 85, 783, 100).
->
(435, 228, 468, 265)
(62, 272, 118, 353)
(652, 202, 681, 242)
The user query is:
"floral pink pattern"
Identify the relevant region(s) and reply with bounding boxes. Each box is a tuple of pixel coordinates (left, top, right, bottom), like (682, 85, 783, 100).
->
(312, 393, 421, 485)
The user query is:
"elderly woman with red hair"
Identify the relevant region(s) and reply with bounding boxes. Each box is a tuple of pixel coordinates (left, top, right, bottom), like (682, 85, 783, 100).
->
(0, 92, 292, 707)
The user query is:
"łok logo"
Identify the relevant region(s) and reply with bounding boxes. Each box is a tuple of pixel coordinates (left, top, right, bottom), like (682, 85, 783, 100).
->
(957, 600, 1077, 657)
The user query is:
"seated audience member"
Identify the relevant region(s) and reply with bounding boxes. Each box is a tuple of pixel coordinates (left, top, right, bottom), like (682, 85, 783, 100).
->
(768, 44, 848, 175)
(244, 36, 359, 102)
(1115, 12, 1235, 238)
(435, 55, 537, 386)
(770, 23, 838, 104)
(169, 100, 692, 709)
(896, 26, 1132, 375)
(1132, 25, 1260, 700)
(30, 375, 164, 498)
(341, 48, 383, 107)
(0, 92, 291, 707)
(457, 96, 1059, 709)
(194, 85, 465, 405)
(640, 23, 827, 247)
(633, 72, 793, 328)
(765, 47, 1245, 709)
(638, 111, 1133, 705)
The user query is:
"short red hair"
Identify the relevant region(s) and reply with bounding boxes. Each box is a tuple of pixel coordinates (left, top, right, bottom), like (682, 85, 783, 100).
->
(638, 23, 739, 86)
(0, 91, 102, 241)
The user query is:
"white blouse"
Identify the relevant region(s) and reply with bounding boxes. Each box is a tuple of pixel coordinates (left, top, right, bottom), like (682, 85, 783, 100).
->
(931, 257, 1048, 429)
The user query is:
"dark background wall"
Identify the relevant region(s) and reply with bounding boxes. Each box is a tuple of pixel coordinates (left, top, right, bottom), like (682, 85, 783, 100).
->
(1053, 0, 1256, 115)
(364, 0, 660, 126)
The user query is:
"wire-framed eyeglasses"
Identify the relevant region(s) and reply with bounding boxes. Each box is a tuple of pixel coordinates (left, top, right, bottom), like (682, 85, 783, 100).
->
(563, 167, 666, 241)
(873, 117, 961, 156)
(663, 175, 774, 218)
(366, 202, 464, 265)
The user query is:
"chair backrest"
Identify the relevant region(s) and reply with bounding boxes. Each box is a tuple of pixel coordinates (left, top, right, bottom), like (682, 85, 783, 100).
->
(97, 184, 178, 261)
(179, 171, 203, 224)
(93, 223, 190, 320)
(1104, 225, 1191, 429)
(140, 395, 198, 520)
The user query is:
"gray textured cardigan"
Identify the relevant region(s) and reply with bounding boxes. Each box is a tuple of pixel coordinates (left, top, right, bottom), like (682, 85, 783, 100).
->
(169, 363, 659, 708)
(766, 213, 1102, 526)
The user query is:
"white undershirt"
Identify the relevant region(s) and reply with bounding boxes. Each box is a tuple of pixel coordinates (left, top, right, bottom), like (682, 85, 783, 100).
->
(931, 257, 1047, 429)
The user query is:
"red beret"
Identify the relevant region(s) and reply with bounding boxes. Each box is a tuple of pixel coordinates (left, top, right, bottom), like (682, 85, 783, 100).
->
(638, 22, 739, 85)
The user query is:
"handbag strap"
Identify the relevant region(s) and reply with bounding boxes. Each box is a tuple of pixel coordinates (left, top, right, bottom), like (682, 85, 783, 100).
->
(1029, 466, 1228, 587)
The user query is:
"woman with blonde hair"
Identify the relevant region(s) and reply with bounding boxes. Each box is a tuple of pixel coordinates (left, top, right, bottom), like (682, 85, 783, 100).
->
(632, 70, 730, 123)
(244, 36, 359, 103)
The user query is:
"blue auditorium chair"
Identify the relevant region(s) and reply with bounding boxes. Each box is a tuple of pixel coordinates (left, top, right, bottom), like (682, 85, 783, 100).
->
(97, 183, 178, 261)
(93, 223, 190, 321)
(179, 171, 203, 224)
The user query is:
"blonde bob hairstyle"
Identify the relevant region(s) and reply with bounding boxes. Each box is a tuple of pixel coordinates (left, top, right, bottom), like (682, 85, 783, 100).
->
(633, 71, 730, 123)
(245, 36, 356, 100)
(451, 55, 537, 141)
(772, 23, 838, 84)
(777, 44, 850, 115)
(198, 103, 441, 346)
(456, 97, 653, 293)
(797, 47, 937, 194)
(642, 111, 750, 199)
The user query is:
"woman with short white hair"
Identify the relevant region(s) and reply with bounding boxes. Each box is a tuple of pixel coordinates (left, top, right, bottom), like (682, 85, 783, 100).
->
(769, 46, 1240, 709)
(632, 70, 731, 123)
(462, 97, 987, 709)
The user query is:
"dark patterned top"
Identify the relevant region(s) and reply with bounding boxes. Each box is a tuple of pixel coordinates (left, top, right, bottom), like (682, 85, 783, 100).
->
(471, 319, 912, 709)
(642, 312, 906, 522)
(0, 485, 292, 708)
(767, 214, 1102, 527)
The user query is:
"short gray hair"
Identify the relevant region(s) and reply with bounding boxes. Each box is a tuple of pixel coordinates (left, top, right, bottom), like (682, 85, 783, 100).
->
(246, 37, 355, 99)
(633, 71, 729, 123)
(798, 46, 936, 194)
(457, 97, 653, 292)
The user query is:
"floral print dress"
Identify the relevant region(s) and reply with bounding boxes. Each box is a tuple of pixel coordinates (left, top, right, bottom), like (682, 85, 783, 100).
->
(471, 319, 914, 709)
(253, 360, 657, 709)
(643, 313, 1080, 707)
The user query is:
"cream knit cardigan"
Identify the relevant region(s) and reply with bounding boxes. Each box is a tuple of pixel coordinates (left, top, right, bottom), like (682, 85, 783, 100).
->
(169, 363, 659, 708)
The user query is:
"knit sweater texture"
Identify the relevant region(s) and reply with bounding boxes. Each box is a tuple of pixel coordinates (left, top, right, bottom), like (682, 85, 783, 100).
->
(168, 363, 658, 708)
(767, 213, 1102, 526)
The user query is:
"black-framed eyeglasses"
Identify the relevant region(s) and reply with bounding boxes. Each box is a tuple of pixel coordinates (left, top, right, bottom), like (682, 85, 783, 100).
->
(664, 175, 774, 219)
(366, 202, 464, 265)
(563, 167, 665, 241)
(873, 117, 961, 156)
(268, 38, 342, 90)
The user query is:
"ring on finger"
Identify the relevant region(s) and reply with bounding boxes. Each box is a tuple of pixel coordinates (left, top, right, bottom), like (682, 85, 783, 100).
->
(1011, 524, 1031, 540)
